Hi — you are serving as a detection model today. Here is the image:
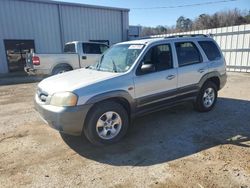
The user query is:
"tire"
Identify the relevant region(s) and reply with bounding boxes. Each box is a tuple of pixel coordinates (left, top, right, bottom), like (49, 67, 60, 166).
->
(194, 81, 218, 112)
(83, 101, 129, 145)
(52, 66, 72, 75)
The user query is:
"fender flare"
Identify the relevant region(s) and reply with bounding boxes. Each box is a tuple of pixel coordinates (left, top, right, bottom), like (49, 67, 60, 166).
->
(85, 90, 136, 114)
(198, 71, 221, 88)
(51, 63, 73, 73)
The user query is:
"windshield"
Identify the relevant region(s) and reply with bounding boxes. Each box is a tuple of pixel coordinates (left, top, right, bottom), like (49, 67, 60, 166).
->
(89, 44, 144, 73)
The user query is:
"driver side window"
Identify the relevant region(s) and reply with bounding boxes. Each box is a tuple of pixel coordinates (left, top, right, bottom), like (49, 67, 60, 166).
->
(137, 44, 173, 75)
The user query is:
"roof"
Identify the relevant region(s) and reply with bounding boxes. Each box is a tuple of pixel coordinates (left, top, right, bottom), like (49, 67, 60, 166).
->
(120, 38, 164, 45)
(13, 0, 130, 12)
(120, 34, 213, 45)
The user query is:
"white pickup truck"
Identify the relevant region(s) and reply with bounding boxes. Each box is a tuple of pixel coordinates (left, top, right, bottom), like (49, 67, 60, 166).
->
(24, 41, 109, 75)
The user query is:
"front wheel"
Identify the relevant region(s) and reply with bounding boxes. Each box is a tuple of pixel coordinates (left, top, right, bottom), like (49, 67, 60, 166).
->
(83, 101, 129, 145)
(194, 81, 218, 112)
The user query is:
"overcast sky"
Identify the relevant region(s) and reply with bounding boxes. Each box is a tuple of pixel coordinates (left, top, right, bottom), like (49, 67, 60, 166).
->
(58, 0, 250, 27)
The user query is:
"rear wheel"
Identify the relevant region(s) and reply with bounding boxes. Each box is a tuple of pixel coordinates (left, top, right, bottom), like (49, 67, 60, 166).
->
(84, 101, 129, 145)
(194, 81, 218, 112)
(52, 66, 72, 75)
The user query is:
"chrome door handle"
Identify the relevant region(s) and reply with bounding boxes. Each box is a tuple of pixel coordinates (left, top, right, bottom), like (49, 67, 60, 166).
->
(166, 75, 175, 80)
(198, 68, 205, 73)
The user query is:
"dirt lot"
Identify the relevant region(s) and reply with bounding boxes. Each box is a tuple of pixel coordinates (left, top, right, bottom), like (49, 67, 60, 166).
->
(0, 72, 250, 188)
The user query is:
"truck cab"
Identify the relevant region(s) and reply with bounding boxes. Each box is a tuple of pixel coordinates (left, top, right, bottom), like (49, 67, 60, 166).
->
(64, 41, 109, 68)
(25, 41, 109, 76)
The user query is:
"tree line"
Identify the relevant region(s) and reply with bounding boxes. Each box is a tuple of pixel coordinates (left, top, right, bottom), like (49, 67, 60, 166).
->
(141, 9, 250, 36)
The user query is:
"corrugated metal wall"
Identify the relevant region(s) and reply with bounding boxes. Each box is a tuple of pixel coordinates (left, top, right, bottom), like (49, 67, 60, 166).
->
(0, 0, 129, 73)
(0, 0, 62, 73)
(60, 5, 123, 44)
(151, 24, 250, 73)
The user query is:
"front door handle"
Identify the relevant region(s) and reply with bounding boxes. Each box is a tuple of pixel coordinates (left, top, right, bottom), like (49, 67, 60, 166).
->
(198, 68, 205, 73)
(166, 75, 175, 80)
(82, 56, 87, 60)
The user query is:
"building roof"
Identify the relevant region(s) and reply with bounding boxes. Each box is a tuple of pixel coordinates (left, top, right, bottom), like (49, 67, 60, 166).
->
(13, 0, 130, 12)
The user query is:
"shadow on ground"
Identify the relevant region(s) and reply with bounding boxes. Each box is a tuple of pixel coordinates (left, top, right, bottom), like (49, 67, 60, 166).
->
(61, 97, 250, 166)
(0, 73, 44, 85)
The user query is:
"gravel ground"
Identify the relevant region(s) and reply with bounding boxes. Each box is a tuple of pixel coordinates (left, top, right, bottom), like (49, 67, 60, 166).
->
(0, 72, 250, 188)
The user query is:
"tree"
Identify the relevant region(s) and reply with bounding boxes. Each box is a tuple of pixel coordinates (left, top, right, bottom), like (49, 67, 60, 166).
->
(141, 9, 250, 37)
(176, 16, 193, 31)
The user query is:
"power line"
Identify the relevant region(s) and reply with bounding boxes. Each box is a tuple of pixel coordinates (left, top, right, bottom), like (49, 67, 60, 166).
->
(131, 0, 238, 10)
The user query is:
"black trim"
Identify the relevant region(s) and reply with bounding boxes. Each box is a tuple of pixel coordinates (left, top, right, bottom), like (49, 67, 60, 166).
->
(136, 84, 200, 111)
(198, 71, 222, 89)
(85, 90, 136, 114)
(83, 72, 226, 120)
(219, 73, 227, 89)
(136, 84, 199, 108)
(136, 88, 177, 107)
(135, 92, 197, 117)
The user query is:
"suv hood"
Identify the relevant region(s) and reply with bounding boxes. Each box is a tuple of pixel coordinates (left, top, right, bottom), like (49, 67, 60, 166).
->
(38, 68, 118, 94)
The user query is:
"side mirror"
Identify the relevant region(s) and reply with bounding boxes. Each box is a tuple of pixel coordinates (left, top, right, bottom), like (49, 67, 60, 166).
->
(141, 63, 155, 74)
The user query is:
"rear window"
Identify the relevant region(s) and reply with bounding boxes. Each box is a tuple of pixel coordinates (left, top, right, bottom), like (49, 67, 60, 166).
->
(198, 41, 221, 61)
(64, 44, 76, 53)
(82, 43, 108, 54)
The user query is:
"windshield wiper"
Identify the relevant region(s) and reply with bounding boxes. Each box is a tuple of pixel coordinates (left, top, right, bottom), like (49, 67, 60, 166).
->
(111, 58, 117, 73)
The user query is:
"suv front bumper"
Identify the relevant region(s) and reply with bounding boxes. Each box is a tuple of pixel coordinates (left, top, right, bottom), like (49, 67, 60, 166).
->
(35, 97, 92, 136)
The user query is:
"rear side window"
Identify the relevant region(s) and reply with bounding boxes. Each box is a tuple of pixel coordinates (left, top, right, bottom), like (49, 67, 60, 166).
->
(82, 43, 108, 54)
(198, 41, 221, 61)
(64, 44, 76, 53)
(175, 42, 202, 67)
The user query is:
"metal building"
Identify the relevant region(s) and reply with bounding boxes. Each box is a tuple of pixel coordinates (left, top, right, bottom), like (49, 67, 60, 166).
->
(0, 0, 129, 73)
(128, 26, 142, 40)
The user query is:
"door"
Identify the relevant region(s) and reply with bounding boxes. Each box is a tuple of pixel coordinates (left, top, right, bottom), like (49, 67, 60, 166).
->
(4, 40, 35, 72)
(80, 43, 108, 67)
(134, 43, 177, 107)
(174, 41, 208, 88)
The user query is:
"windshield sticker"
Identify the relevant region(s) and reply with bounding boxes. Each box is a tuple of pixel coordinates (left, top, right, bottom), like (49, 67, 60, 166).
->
(128, 45, 144, 49)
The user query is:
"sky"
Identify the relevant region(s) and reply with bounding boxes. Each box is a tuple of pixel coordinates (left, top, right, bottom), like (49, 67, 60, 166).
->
(58, 0, 250, 27)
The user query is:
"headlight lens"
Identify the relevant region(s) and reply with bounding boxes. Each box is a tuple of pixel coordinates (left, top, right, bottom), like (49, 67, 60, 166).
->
(50, 92, 78, 107)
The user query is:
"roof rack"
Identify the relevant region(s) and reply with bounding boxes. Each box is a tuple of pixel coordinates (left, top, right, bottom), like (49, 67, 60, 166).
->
(164, 34, 209, 39)
(135, 36, 163, 40)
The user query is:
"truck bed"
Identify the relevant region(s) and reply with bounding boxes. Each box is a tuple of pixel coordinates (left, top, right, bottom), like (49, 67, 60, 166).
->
(25, 53, 80, 75)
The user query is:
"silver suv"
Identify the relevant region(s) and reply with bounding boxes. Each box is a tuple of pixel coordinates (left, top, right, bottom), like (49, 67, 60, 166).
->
(35, 35, 227, 145)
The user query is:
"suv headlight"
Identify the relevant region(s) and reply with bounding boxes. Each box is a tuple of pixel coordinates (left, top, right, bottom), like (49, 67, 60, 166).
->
(50, 92, 78, 107)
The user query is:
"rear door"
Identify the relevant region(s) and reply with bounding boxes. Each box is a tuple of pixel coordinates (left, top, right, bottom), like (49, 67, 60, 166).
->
(133, 43, 178, 107)
(80, 43, 108, 67)
(174, 41, 208, 90)
(198, 40, 226, 74)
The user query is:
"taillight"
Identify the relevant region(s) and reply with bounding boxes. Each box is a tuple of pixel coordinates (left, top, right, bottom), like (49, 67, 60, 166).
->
(32, 56, 40, 65)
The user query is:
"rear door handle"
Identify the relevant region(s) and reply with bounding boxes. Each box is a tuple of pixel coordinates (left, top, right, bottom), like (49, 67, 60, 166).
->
(198, 68, 205, 73)
(82, 56, 87, 60)
(166, 75, 175, 80)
